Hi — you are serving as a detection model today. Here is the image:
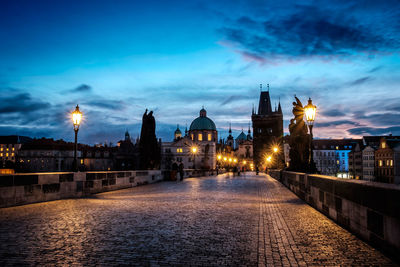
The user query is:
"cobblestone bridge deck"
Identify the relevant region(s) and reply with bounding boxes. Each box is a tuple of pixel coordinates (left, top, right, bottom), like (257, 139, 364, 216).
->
(0, 173, 395, 266)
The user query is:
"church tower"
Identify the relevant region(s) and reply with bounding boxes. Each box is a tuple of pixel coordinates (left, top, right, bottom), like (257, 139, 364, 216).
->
(251, 84, 283, 167)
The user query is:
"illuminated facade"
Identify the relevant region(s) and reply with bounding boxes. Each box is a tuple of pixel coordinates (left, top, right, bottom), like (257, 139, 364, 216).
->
(161, 109, 217, 170)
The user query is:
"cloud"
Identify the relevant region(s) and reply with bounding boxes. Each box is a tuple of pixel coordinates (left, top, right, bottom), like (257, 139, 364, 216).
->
(317, 120, 360, 128)
(0, 92, 51, 113)
(321, 109, 346, 117)
(348, 76, 371, 86)
(84, 99, 126, 111)
(70, 84, 92, 93)
(219, 2, 400, 61)
(347, 126, 400, 136)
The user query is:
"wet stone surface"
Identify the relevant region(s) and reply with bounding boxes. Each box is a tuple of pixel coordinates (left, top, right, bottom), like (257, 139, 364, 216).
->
(0, 173, 396, 266)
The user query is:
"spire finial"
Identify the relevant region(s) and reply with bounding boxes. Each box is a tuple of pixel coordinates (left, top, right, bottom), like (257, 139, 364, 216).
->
(267, 83, 270, 92)
(260, 83, 262, 91)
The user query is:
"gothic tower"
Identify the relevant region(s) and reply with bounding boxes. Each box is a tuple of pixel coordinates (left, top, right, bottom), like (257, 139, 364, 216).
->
(251, 84, 283, 167)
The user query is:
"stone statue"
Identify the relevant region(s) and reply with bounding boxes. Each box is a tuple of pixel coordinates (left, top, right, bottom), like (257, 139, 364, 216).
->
(288, 96, 311, 172)
(139, 109, 160, 169)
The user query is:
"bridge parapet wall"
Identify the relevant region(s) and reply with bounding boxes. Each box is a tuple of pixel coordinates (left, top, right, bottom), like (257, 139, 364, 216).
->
(0, 170, 162, 208)
(269, 170, 400, 256)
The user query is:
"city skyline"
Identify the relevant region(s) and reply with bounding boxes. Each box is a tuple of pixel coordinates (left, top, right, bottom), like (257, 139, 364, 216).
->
(1, 0, 400, 144)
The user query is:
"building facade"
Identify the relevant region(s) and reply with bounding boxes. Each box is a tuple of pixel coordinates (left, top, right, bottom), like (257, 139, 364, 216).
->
(161, 108, 217, 170)
(251, 87, 283, 167)
(0, 136, 32, 170)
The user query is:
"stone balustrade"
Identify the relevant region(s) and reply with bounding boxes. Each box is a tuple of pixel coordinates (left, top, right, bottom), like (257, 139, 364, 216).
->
(0, 170, 162, 208)
(268, 169, 400, 258)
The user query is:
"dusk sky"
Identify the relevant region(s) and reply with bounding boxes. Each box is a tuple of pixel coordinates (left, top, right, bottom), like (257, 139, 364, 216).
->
(1, 0, 400, 144)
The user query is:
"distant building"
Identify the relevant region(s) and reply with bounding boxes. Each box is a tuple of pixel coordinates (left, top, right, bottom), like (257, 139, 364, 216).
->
(251, 85, 283, 167)
(375, 137, 400, 184)
(0, 135, 32, 169)
(313, 139, 361, 178)
(161, 108, 217, 170)
(17, 138, 115, 172)
(115, 131, 139, 170)
(234, 127, 253, 169)
(17, 138, 79, 172)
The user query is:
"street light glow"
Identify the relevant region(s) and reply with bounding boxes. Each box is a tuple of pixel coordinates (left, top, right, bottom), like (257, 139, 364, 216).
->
(72, 105, 82, 129)
(304, 98, 317, 125)
(217, 154, 222, 160)
(191, 147, 197, 153)
(273, 146, 278, 153)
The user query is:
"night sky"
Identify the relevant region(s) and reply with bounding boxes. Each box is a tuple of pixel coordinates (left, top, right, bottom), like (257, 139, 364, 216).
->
(1, 0, 400, 144)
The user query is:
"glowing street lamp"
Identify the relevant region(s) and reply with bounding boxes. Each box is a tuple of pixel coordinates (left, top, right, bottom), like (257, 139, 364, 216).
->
(273, 146, 279, 153)
(233, 158, 237, 163)
(304, 98, 317, 168)
(72, 105, 82, 171)
(191, 146, 198, 169)
(217, 154, 222, 160)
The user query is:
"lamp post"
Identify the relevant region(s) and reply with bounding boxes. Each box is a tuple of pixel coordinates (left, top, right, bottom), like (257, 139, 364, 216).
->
(191, 146, 197, 169)
(72, 105, 82, 172)
(304, 98, 317, 169)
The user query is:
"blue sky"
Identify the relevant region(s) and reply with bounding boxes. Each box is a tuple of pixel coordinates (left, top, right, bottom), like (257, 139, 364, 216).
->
(1, 0, 400, 144)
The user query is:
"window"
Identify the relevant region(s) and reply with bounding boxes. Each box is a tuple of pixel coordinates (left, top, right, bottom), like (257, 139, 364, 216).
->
(390, 160, 393, 166)
(342, 152, 345, 157)
(336, 146, 339, 150)
(382, 142, 386, 149)
(0, 153, 2, 157)
(11, 153, 14, 157)
(191, 134, 194, 140)
(6, 153, 8, 157)
(0, 148, 2, 151)
(198, 133, 203, 141)
(387, 160, 390, 166)
(80, 159, 83, 164)
(12, 147, 15, 151)
(208, 133, 212, 141)
(337, 160, 340, 164)
(379, 160, 382, 167)
(176, 148, 183, 153)
(6, 148, 9, 151)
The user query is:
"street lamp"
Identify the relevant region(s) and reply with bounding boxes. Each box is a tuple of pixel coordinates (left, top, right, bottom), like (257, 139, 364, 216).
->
(191, 146, 198, 169)
(304, 98, 317, 168)
(273, 146, 279, 153)
(72, 105, 82, 171)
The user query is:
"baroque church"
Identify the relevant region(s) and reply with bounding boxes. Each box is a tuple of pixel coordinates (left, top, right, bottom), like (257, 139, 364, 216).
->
(161, 107, 217, 171)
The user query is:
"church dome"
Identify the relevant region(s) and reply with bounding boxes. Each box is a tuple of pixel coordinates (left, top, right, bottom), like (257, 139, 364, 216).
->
(175, 128, 182, 135)
(189, 108, 216, 131)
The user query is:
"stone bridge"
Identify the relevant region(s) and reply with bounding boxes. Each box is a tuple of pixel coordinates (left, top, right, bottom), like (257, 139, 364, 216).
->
(0, 172, 398, 266)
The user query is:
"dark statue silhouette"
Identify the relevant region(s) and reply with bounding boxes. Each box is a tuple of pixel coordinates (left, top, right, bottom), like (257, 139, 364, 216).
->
(288, 96, 316, 173)
(139, 109, 160, 169)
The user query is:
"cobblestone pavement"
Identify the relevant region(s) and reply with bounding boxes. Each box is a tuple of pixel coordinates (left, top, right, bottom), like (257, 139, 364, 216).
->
(0, 173, 396, 266)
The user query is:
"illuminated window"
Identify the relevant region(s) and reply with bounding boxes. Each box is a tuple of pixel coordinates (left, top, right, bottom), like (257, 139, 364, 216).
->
(390, 160, 393, 166)
(198, 133, 203, 141)
(80, 159, 84, 164)
(382, 142, 386, 148)
(0, 153, 2, 157)
(191, 134, 194, 140)
(336, 160, 339, 164)
(336, 146, 339, 150)
(6, 148, 9, 151)
(6, 153, 8, 157)
(176, 148, 183, 153)
(208, 133, 212, 141)
(12, 147, 15, 151)
(379, 160, 382, 167)
(0, 148, 2, 151)
(11, 153, 14, 157)
(387, 160, 390, 166)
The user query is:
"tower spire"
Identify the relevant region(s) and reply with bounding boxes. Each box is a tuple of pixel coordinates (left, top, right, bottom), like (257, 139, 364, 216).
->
(267, 83, 270, 92)
(260, 83, 262, 92)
